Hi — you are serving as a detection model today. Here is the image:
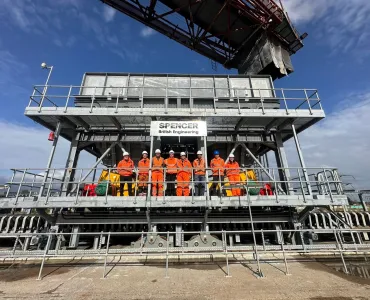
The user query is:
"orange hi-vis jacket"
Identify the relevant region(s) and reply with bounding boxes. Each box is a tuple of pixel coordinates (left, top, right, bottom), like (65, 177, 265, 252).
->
(210, 157, 225, 175)
(164, 157, 178, 174)
(138, 158, 150, 175)
(152, 157, 164, 173)
(225, 161, 240, 176)
(117, 158, 135, 176)
(176, 158, 192, 175)
(193, 158, 206, 175)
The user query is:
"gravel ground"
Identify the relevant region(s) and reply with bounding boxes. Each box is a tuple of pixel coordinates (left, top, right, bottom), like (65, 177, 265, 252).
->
(0, 255, 369, 300)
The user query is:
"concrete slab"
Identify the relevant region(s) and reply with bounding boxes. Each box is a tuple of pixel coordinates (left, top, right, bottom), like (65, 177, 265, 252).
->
(0, 256, 369, 300)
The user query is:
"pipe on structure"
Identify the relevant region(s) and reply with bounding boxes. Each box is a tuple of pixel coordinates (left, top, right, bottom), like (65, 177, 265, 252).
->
(291, 124, 312, 195)
(39, 122, 62, 197)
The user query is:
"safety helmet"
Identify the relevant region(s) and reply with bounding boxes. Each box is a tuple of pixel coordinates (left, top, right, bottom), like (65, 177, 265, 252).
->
(142, 151, 148, 155)
(229, 154, 235, 158)
(155, 149, 161, 154)
(180, 152, 186, 156)
(214, 150, 220, 155)
(169, 150, 175, 154)
(197, 150, 202, 155)
(123, 151, 129, 156)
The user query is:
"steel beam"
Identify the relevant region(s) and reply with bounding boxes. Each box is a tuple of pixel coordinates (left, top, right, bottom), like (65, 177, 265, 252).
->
(70, 143, 117, 194)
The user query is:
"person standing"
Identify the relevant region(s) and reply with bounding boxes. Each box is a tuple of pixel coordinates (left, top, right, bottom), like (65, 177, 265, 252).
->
(209, 150, 225, 196)
(137, 150, 149, 195)
(151, 149, 164, 196)
(225, 154, 241, 196)
(193, 150, 206, 196)
(117, 151, 134, 196)
(164, 150, 178, 196)
(176, 152, 192, 196)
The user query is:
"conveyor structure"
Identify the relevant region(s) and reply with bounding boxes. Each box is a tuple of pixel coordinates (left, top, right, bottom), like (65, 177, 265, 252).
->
(1, 72, 369, 279)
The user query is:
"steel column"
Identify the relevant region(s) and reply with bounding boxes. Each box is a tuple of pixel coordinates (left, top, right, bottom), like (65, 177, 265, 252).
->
(39, 122, 62, 197)
(61, 132, 81, 196)
(291, 124, 312, 195)
(274, 132, 293, 195)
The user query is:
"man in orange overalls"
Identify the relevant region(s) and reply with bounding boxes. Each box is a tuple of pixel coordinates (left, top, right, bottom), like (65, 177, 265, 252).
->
(137, 150, 149, 195)
(193, 150, 206, 196)
(164, 150, 177, 196)
(117, 151, 135, 196)
(151, 149, 164, 196)
(225, 154, 241, 196)
(176, 152, 192, 196)
(209, 150, 225, 196)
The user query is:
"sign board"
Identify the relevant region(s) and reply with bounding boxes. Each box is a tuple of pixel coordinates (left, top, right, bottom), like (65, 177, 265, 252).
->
(150, 121, 207, 136)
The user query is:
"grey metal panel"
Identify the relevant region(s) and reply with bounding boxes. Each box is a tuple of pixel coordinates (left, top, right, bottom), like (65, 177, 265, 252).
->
(229, 77, 252, 97)
(105, 75, 128, 96)
(81, 75, 105, 95)
(251, 78, 273, 98)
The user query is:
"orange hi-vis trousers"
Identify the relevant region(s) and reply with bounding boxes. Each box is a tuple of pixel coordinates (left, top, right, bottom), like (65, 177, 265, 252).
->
(228, 174, 241, 196)
(176, 172, 191, 196)
(152, 171, 164, 196)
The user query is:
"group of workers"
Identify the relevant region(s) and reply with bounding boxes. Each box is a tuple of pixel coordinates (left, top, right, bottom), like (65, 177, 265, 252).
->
(116, 149, 243, 197)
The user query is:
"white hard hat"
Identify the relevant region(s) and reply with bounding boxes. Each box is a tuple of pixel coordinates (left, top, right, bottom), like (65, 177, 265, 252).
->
(180, 152, 186, 156)
(229, 154, 235, 158)
(197, 150, 202, 155)
(155, 149, 161, 154)
(123, 151, 129, 156)
(169, 150, 175, 154)
(142, 151, 148, 155)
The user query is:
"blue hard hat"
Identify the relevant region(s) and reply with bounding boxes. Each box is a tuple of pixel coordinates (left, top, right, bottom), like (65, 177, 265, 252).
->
(214, 150, 220, 155)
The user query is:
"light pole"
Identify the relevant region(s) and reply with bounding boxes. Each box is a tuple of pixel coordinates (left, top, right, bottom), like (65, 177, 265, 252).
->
(39, 62, 54, 109)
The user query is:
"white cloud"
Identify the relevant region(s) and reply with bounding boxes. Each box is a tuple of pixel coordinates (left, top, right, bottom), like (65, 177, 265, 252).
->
(0, 120, 96, 181)
(140, 27, 156, 38)
(0, 50, 29, 97)
(282, 0, 370, 58)
(53, 38, 63, 47)
(103, 5, 116, 22)
(283, 93, 370, 189)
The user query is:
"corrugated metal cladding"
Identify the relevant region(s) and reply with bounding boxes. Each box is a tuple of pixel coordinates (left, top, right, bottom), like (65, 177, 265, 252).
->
(80, 73, 274, 99)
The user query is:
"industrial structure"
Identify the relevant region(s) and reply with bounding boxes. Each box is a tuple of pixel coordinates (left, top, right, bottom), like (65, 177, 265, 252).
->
(0, 0, 369, 280)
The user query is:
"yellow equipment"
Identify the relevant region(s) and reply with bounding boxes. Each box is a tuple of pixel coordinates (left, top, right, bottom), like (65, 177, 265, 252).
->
(98, 170, 136, 196)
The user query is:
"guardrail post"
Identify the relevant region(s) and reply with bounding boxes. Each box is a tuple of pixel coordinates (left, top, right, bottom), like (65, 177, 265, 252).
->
(37, 234, 52, 280)
(102, 232, 111, 279)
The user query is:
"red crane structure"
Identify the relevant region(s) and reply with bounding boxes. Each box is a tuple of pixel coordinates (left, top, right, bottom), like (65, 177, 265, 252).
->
(101, 0, 307, 79)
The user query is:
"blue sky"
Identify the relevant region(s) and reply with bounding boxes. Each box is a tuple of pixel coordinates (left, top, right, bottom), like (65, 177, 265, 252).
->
(0, 0, 370, 188)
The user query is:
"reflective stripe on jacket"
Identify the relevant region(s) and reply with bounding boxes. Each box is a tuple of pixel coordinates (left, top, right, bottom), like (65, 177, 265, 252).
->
(225, 161, 240, 176)
(193, 158, 206, 175)
(176, 159, 192, 175)
(138, 158, 150, 175)
(210, 157, 225, 175)
(117, 158, 134, 176)
(164, 157, 178, 174)
(152, 157, 164, 172)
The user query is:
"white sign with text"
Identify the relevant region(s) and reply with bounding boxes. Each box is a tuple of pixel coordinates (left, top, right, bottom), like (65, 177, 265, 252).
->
(150, 121, 207, 136)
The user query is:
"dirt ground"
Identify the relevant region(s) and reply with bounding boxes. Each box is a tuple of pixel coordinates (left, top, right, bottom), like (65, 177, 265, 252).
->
(0, 255, 369, 300)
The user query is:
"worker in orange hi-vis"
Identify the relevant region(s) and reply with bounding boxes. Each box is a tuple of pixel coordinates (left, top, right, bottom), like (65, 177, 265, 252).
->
(176, 152, 192, 196)
(164, 150, 178, 196)
(209, 150, 225, 196)
(137, 150, 149, 195)
(117, 151, 135, 196)
(224, 153, 241, 196)
(193, 150, 206, 196)
(151, 149, 164, 196)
